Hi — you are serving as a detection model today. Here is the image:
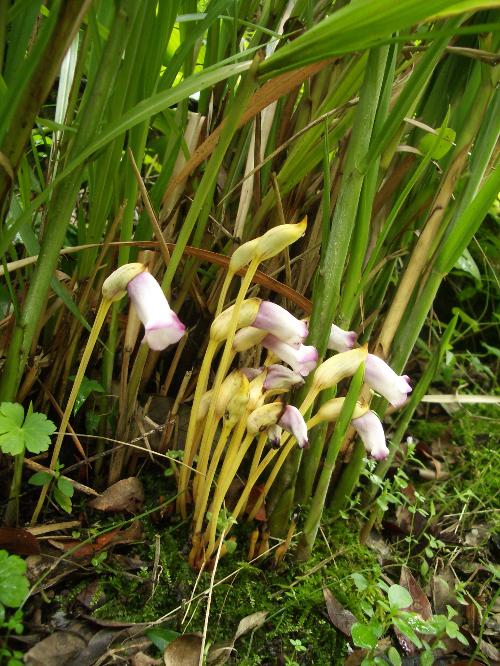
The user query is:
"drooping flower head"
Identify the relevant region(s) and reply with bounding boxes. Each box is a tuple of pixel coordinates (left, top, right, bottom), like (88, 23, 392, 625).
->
(327, 324, 357, 353)
(127, 272, 185, 351)
(352, 410, 389, 460)
(253, 301, 308, 349)
(263, 364, 305, 391)
(262, 334, 318, 377)
(278, 405, 309, 449)
(364, 354, 412, 407)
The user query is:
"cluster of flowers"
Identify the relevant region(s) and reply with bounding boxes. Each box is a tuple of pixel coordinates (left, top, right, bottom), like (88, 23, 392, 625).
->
(122, 268, 411, 462)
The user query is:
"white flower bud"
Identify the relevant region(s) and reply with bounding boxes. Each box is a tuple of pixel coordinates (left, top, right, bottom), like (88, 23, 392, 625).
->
(312, 346, 368, 392)
(210, 298, 261, 342)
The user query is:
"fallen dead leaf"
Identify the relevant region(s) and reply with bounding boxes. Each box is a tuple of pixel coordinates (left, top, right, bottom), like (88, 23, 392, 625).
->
(400, 567, 432, 619)
(394, 567, 432, 655)
(0, 527, 40, 555)
(77, 579, 107, 611)
(48, 521, 143, 559)
(24, 622, 91, 665)
(89, 477, 145, 513)
(163, 633, 202, 666)
(132, 652, 163, 666)
(323, 588, 357, 637)
(208, 611, 268, 665)
(471, 635, 500, 663)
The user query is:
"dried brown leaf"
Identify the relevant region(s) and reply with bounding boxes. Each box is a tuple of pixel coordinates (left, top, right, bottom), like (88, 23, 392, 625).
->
(89, 477, 145, 513)
(163, 633, 202, 666)
(24, 623, 90, 665)
(323, 588, 356, 636)
(0, 527, 40, 555)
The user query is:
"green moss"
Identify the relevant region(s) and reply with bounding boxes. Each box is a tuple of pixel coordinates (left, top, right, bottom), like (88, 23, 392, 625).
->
(89, 500, 379, 664)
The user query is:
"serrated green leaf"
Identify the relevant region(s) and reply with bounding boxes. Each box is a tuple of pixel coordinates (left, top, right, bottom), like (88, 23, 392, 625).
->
(0, 403, 25, 455)
(0, 403, 24, 428)
(0, 551, 29, 607)
(57, 476, 74, 498)
(22, 411, 56, 454)
(388, 584, 413, 609)
(28, 471, 53, 486)
(0, 431, 25, 456)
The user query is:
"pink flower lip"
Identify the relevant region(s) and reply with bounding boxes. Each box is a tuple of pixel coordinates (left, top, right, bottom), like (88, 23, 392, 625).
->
(364, 354, 412, 407)
(278, 405, 308, 449)
(352, 410, 389, 460)
(327, 324, 358, 353)
(127, 272, 185, 351)
(263, 334, 318, 377)
(263, 364, 305, 390)
(253, 301, 308, 349)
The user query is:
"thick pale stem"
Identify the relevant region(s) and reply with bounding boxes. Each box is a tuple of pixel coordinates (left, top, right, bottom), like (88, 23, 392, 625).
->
(194, 258, 260, 503)
(177, 338, 218, 517)
(247, 439, 296, 522)
(31, 298, 112, 524)
(215, 269, 235, 317)
(193, 422, 233, 533)
(205, 432, 255, 558)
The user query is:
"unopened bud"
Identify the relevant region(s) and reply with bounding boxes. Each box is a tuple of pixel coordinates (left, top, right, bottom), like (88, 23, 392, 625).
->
(256, 219, 307, 261)
(197, 390, 213, 422)
(247, 371, 267, 411)
(102, 263, 146, 301)
(229, 238, 260, 272)
(216, 370, 250, 426)
(312, 346, 368, 392)
(233, 326, 267, 352)
(246, 402, 284, 435)
(312, 398, 369, 426)
(210, 298, 261, 342)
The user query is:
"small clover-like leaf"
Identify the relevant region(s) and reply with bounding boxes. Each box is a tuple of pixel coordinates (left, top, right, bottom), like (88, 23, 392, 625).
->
(0, 430, 25, 456)
(22, 410, 56, 454)
(0, 403, 25, 455)
(0, 551, 29, 608)
(0, 402, 24, 428)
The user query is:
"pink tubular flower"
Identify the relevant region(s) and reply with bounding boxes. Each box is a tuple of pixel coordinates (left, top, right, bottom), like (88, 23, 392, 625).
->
(253, 301, 308, 349)
(364, 354, 412, 407)
(262, 334, 318, 377)
(263, 364, 305, 391)
(279, 405, 309, 449)
(327, 324, 357, 353)
(127, 272, 185, 351)
(352, 410, 389, 460)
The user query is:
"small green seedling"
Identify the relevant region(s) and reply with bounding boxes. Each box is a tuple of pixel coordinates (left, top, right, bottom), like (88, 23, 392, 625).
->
(29, 463, 74, 514)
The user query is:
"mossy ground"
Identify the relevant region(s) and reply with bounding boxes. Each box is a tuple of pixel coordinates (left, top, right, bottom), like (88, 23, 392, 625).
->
(56, 405, 498, 664)
(90, 511, 379, 664)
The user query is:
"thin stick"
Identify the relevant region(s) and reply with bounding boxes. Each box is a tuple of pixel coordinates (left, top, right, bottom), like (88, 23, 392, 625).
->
(31, 298, 112, 524)
(199, 528, 226, 666)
